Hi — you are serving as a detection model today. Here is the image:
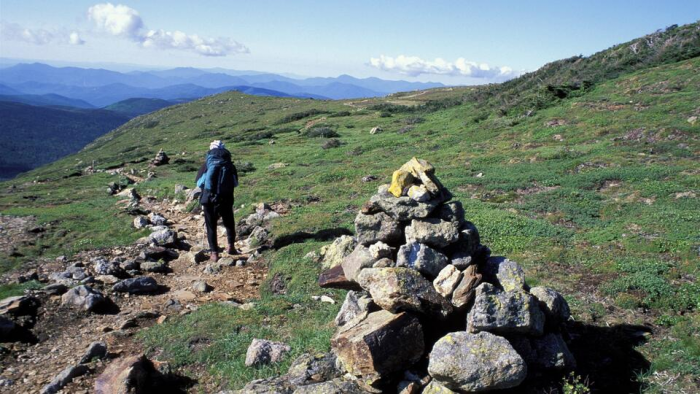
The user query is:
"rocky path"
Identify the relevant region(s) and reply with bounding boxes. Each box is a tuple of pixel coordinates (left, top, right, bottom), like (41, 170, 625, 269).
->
(0, 191, 276, 393)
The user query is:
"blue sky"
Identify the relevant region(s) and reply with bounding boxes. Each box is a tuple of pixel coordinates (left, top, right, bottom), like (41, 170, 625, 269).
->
(1, 1, 698, 83)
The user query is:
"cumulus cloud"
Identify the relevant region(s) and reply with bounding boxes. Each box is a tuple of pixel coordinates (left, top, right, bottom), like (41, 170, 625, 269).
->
(0, 21, 85, 45)
(87, 3, 248, 56)
(369, 55, 520, 80)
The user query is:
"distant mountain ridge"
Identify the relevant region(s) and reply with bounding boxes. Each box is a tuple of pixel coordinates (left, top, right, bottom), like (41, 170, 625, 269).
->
(0, 63, 444, 105)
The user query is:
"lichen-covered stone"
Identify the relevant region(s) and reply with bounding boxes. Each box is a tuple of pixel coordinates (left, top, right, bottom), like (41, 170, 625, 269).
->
(405, 219, 460, 249)
(320, 235, 357, 270)
(467, 283, 545, 336)
(422, 381, 456, 394)
(396, 242, 449, 278)
(399, 157, 441, 195)
(354, 212, 403, 246)
(245, 339, 291, 366)
(407, 185, 430, 202)
(388, 170, 416, 197)
(437, 201, 465, 225)
(368, 242, 392, 260)
(331, 310, 424, 380)
(433, 265, 463, 298)
(530, 286, 571, 326)
(365, 186, 442, 222)
(481, 257, 526, 292)
(357, 268, 453, 319)
(287, 353, 339, 386)
(428, 331, 527, 392)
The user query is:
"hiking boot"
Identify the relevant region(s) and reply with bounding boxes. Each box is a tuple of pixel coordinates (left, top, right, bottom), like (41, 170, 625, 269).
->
(226, 245, 241, 255)
(209, 252, 219, 262)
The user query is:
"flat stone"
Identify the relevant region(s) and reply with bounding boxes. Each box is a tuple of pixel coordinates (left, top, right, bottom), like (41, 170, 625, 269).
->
(467, 283, 545, 336)
(451, 264, 482, 310)
(318, 266, 362, 291)
(0, 295, 39, 316)
(112, 277, 158, 294)
(340, 244, 376, 282)
(365, 186, 442, 222)
(428, 331, 527, 392)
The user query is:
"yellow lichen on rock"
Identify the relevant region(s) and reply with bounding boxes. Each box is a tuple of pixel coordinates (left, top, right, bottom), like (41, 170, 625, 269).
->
(388, 170, 415, 197)
(400, 157, 442, 194)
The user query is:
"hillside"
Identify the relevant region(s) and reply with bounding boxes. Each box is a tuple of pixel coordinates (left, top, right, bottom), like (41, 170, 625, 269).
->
(104, 98, 176, 117)
(0, 22, 698, 393)
(0, 93, 95, 108)
(0, 102, 129, 179)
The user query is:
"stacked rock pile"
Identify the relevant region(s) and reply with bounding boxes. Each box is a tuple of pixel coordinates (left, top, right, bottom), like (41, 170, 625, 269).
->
(317, 158, 575, 393)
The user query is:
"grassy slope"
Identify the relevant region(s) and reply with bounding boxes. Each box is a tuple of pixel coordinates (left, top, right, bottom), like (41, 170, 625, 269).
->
(1, 47, 699, 393)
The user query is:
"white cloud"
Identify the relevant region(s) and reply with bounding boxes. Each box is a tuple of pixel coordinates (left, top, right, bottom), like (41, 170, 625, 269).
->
(369, 55, 520, 80)
(0, 21, 85, 45)
(87, 3, 248, 56)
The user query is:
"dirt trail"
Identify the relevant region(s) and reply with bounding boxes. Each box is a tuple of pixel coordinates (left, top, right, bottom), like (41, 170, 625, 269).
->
(0, 196, 269, 393)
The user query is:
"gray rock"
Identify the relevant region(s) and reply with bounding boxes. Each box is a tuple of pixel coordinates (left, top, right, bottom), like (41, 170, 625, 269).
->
(368, 241, 392, 259)
(187, 250, 208, 265)
(94, 258, 125, 277)
(372, 258, 394, 268)
(148, 213, 167, 226)
(61, 285, 107, 312)
(422, 381, 456, 393)
(40, 365, 89, 394)
(80, 341, 108, 364)
(530, 286, 571, 326)
(193, 280, 212, 293)
(396, 242, 449, 278)
(428, 331, 526, 392)
(133, 216, 150, 229)
(433, 265, 463, 298)
(528, 333, 576, 370)
(467, 283, 545, 336)
(43, 283, 68, 295)
(174, 184, 188, 194)
(140, 261, 168, 273)
(112, 277, 158, 294)
(334, 291, 373, 327)
(149, 228, 177, 247)
(405, 218, 460, 249)
(447, 222, 481, 269)
(248, 226, 269, 248)
(332, 310, 424, 382)
(287, 353, 340, 386)
(366, 186, 442, 222)
(357, 268, 453, 319)
(354, 212, 403, 245)
(245, 339, 291, 366)
(438, 201, 465, 225)
(481, 257, 526, 292)
(320, 235, 357, 270)
(340, 244, 376, 282)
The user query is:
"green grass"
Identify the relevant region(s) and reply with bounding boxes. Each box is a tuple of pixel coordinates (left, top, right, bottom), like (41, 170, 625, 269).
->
(1, 31, 699, 392)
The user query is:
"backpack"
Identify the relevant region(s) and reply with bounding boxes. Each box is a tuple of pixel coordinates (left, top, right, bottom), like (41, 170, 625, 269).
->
(199, 148, 238, 204)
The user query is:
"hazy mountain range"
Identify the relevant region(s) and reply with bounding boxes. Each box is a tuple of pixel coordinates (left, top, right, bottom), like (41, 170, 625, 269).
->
(0, 63, 444, 106)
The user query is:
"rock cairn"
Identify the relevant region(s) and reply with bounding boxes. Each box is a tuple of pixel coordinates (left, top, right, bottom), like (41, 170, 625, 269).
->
(316, 158, 575, 392)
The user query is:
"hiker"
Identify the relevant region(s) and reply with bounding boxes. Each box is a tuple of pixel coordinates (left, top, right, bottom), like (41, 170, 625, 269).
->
(195, 140, 239, 261)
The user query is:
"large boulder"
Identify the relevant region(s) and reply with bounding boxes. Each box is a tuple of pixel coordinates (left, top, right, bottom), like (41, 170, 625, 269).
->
(365, 185, 441, 222)
(357, 268, 453, 319)
(334, 291, 374, 327)
(331, 310, 424, 382)
(245, 339, 291, 367)
(396, 242, 448, 278)
(112, 277, 158, 294)
(467, 283, 545, 336)
(530, 286, 571, 326)
(340, 245, 376, 282)
(61, 285, 107, 312)
(320, 235, 357, 270)
(405, 219, 460, 249)
(428, 331, 527, 392)
(354, 212, 403, 246)
(481, 257, 526, 292)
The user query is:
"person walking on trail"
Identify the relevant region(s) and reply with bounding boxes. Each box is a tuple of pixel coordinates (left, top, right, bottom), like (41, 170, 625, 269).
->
(195, 140, 239, 261)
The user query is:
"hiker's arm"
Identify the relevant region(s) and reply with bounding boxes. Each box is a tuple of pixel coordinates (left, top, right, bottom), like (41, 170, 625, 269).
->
(195, 163, 207, 187)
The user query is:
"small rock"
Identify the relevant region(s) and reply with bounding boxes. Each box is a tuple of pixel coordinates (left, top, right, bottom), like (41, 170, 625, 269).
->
(112, 277, 158, 294)
(422, 381, 456, 393)
(320, 235, 357, 270)
(361, 175, 378, 182)
(407, 185, 430, 202)
(40, 365, 89, 394)
(405, 218, 460, 249)
(192, 280, 212, 293)
(368, 241, 392, 259)
(354, 211, 403, 246)
(151, 148, 169, 166)
(140, 261, 168, 273)
(433, 265, 463, 298)
(530, 286, 571, 326)
(467, 283, 545, 336)
(267, 162, 287, 170)
(80, 341, 108, 364)
(148, 229, 177, 247)
(481, 257, 526, 292)
(396, 242, 449, 278)
(94, 354, 153, 394)
(42, 284, 68, 296)
(187, 250, 208, 265)
(340, 244, 377, 282)
(451, 264, 482, 310)
(335, 291, 373, 327)
(148, 213, 167, 226)
(61, 286, 106, 312)
(245, 339, 291, 366)
(369, 126, 383, 134)
(133, 216, 150, 229)
(372, 258, 394, 268)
